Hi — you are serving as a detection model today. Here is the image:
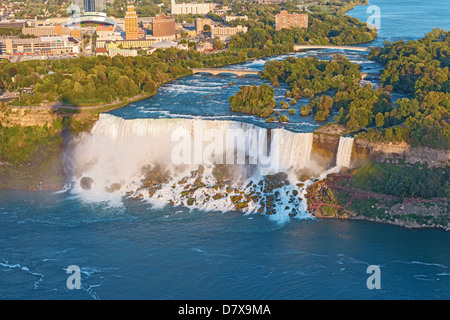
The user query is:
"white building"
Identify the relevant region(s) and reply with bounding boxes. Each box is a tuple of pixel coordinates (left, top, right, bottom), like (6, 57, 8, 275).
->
(108, 48, 138, 58)
(95, 31, 124, 48)
(225, 15, 248, 22)
(211, 25, 248, 40)
(171, 0, 211, 15)
(0, 36, 80, 56)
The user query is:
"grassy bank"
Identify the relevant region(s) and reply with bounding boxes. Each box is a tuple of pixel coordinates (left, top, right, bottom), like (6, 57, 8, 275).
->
(306, 162, 450, 229)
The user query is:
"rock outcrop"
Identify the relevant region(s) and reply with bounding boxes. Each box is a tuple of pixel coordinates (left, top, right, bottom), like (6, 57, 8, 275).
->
(353, 139, 450, 168)
(312, 130, 449, 168)
(0, 107, 60, 127)
(311, 132, 340, 169)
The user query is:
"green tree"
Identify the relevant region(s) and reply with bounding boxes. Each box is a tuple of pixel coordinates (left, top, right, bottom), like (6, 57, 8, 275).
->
(375, 112, 385, 128)
(203, 24, 211, 33)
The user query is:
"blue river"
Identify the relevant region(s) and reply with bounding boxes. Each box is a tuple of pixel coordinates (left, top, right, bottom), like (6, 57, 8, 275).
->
(0, 0, 449, 300)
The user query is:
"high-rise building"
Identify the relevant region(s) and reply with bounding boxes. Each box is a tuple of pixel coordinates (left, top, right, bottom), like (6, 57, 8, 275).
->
(195, 18, 212, 34)
(152, 14, 176, 38)
(275, 10, 308, 30)
(84, 0, 95, 12)
(125, 5, 139, 40)
(73, 0, 105, 13)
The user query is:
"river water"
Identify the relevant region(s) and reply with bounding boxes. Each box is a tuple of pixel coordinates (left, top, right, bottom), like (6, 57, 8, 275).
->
(0, 0, 449, 300)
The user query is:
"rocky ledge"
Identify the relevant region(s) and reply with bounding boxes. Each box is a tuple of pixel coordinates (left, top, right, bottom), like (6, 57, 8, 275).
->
(312, 128, 450, 169)
(306, 174, 450, 230)
(80, 164, 307, 217)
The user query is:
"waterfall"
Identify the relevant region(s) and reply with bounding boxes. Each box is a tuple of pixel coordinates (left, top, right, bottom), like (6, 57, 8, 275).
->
(67, 114, 318, 218)
(73, 114, 315, 185)
(336, 137, 354, 169)
(277, 130, 313, 170)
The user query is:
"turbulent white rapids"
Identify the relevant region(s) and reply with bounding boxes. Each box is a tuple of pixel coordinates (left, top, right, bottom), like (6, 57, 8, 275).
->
(68, 114, 353, 222)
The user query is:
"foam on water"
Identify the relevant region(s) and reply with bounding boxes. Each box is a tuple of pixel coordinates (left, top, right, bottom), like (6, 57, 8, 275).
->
(68, 112, 354, 222)
(0, 260, 44, 289)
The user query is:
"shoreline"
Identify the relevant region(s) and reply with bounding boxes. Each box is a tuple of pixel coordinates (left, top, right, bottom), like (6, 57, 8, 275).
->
(349, 215, 450, 231)
(3, 1, 378, 115)
(1, 6, 448, 231)
(306, 173, 450, 231)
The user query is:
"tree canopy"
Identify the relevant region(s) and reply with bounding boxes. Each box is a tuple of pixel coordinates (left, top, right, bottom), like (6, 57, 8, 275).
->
(229, 84, 276, 118)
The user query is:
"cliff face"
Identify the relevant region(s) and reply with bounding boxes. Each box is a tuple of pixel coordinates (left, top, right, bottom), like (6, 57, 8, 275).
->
(0, 106, 94, 128)
(311, 133, 340, 169)
(0, 107, 99, 191)
(0, 107, 61, 127)
(354, 139, 450, 168)
(312, 132, 450, 168)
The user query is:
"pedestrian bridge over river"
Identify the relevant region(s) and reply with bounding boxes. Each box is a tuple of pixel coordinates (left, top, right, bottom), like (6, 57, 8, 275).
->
(191, 46, 372, 77)
(294, 45, 370, 52)
(191, 68, 260, 77)
(191, 68, 379, 80)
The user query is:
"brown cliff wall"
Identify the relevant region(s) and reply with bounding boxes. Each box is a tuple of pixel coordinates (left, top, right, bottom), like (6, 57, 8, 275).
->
(311, 132, 340, 169)
(354, 139, 450, 168)
(0, 107, 60, 127)
(312, 132, 449, 168)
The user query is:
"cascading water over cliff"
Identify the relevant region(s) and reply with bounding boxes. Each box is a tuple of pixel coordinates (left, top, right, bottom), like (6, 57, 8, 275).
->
(68, 114, 353, 221)
(336, 137, 354, 169)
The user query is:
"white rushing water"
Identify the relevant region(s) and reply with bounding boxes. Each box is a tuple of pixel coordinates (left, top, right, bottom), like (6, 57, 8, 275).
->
(68, 114, 353, 220)
(278, 130, 313, 170)
(336, 137, 354, 169)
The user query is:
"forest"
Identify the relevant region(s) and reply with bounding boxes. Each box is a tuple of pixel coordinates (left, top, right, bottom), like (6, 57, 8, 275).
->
(228, 84, 276, 118)
(227, 11, 376, 58)
(260, 54, 361, 98)
(359, 29, 450, 149)
(0, 49, 199, 106)
(351, 161, 450, 199)
(0, 0, 379, 108)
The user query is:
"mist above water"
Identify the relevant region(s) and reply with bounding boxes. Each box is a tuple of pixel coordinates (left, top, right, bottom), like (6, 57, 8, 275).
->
(67, 114, 353, 223)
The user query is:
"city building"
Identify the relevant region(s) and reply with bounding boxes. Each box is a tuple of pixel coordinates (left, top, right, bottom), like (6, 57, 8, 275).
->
(125, 5, 139, 40)
(180, 26, 197, 38)
(147, 35, 178, 42)
(105, 39, 157, 51)
(225, 15, 248, 23)
(150, 41, 179, 50)
(211, 25, 248, 40)
(108, 47, 138, 58)
(95, 31, 123, 48)
(0, 36, 80, 56)
(256, 0, 285, 3)
(73, 0, 106, 12)
(195, 18, 212, 34)
(147, 41, 187, 53)
(64, 11, 120, 30)
(171, 0, 211, 15)
(152, 14, 176, 39)
(21, 25, 81, 38)
(275, 10, 308, 30)
(96, 25, 114, 32)
(0, 20, 27, 29)
(95, 47, 108, 56)
(212, 6, 229, 15)
(195, 40, 213, 52)
(138, 28, 146, 39)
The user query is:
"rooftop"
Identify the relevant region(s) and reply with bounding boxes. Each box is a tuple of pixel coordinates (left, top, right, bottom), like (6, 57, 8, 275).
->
(150, 41, 178, 48)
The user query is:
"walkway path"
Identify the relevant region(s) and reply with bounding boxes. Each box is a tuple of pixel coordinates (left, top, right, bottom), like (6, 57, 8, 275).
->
(294, 45, 370, 52)
(191, 68, 259, 76)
